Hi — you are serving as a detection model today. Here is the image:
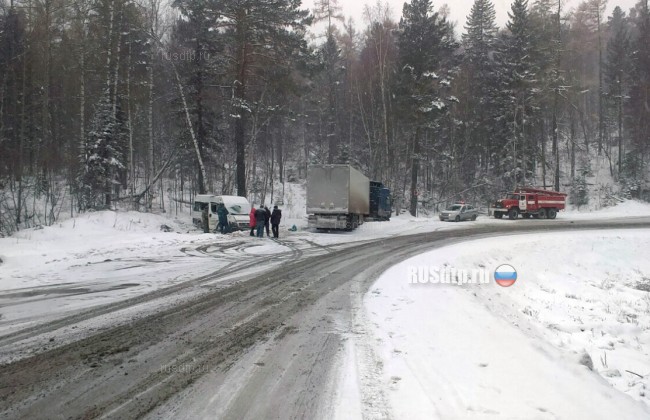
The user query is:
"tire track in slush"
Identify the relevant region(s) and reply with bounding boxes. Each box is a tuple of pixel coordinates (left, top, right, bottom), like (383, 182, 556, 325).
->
(0, 238, 310, 355)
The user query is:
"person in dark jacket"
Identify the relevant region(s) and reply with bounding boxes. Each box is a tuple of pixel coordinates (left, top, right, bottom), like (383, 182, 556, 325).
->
(263, 206, 271, 237)
(270, 205, 282, 238)
(249, 206, 256, 236)
(254, 207, 266, 238)
(216, 204, 229, 234)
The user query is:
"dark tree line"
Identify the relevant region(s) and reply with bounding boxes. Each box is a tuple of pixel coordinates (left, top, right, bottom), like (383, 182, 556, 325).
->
(1, 0, 649, 234)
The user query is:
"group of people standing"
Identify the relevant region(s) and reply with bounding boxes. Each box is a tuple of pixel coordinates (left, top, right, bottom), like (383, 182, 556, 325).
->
(250, 205, 282, 238)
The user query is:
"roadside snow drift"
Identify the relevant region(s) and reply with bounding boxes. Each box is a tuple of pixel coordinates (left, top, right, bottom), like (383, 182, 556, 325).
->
(0, 211, 294, 335)
(359, 229, 650, 419)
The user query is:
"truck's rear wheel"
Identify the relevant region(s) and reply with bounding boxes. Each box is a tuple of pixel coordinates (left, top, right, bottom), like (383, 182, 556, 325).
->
(494, 212, 503, 219)
(547, 208, 557, 219)
(508, 208, 519, 220)
(537, 208, 547, 219)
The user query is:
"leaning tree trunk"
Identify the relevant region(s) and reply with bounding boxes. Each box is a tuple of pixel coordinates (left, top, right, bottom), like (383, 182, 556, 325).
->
(171, 60, 208, 192)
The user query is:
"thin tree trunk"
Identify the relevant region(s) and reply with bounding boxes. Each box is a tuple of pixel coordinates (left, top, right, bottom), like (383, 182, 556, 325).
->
(107, 5, 123, 207)
(194, 32, 209, 195)
(42, 0, 52, 172)
(127, 40, 135, 209)
(553, 0, 561, 191)
(16, 9, 28, 226)
(541, 120, 547, 188)
(410, 129, 420, 217)
(105, 0, 115, 90)
(234, 13, 249, 198)
(99, 0, 115, 209)
(553, 93, 560, 191)
(618, 80, 624, 175)
(522, 100, 527, 185)
(597, 2, 604, 156)
(570, 106, 576, 180)
(148, 29, 155, 206)
(79, 28, 85, 174)
(145, 0, 160, 205)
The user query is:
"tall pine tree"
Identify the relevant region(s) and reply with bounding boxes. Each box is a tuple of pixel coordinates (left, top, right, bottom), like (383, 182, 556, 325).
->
(397, 0, 456, 215)
(78, 89, 125, 209)
(461, 0, 500, 175)
(213, 0, 310, 198)
(498, 0, 539, 188)
(605, 6, 631, 176)
(628, 0, 650, 180)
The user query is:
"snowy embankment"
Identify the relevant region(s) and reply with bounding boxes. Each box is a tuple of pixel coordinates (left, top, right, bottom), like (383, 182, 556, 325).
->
(0, 210, 281, 293)
(564, 199, 650, 219)
(0, 211, 292, 335)
(349, 230, 650, 419)
(0, 200, 445, 335)
(1, 198, 650, 333)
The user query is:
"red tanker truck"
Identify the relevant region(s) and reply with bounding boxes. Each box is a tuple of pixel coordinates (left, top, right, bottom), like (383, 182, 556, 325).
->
(491, 187, 567, 220)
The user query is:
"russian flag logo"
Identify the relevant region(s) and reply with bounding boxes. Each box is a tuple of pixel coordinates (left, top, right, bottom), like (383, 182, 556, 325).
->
(494, 264, 517, 287)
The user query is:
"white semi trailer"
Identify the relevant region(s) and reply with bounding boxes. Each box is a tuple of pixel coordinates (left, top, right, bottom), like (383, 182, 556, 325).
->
(307, 165, 370, 230)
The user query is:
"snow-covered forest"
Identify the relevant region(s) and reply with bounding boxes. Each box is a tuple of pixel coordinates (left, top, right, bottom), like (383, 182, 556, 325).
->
(0, 0, 649, 236)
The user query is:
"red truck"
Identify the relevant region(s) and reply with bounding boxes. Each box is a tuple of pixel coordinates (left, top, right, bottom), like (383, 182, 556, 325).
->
(491, 187, 567, 220)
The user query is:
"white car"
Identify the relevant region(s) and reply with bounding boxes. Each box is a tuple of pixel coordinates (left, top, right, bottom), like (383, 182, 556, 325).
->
(439, 204, 478, 222)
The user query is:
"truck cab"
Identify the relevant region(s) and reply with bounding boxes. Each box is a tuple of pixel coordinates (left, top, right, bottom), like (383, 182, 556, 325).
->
(369, 181, 392, 221)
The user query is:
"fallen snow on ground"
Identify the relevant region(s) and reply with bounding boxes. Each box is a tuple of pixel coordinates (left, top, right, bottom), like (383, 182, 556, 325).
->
(0, 206, 454, 336)
(1, 198, 649, 346)
(565, 199, 650, 219)
(356, 229, 650, 419)
(0, 211, 293, 334)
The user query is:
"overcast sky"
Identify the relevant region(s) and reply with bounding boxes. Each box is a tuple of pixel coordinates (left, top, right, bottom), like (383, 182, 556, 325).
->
(303, 0, 640, 33)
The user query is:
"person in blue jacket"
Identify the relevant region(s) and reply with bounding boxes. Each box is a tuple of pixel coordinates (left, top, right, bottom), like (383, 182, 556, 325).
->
(216, 203, 229, 234)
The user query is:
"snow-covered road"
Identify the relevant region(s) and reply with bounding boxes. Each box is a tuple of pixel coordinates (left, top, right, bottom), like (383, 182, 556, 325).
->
(2, 200, 648, 340)
(1, 203, 650, 419)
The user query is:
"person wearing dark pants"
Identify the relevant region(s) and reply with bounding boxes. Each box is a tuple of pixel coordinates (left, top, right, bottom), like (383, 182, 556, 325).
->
(264, 206, 271, 237)
(271, 205, 282, 238)
(216, 204, 229, 234)
(255, 207, 266, 238)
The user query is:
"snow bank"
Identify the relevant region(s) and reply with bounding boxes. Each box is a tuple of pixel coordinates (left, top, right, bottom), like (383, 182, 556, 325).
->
(360, 229, 650, 419)
(0, 209, 301, 341)
(565, 199, 650, 219)
(0, 211, 192, 288)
